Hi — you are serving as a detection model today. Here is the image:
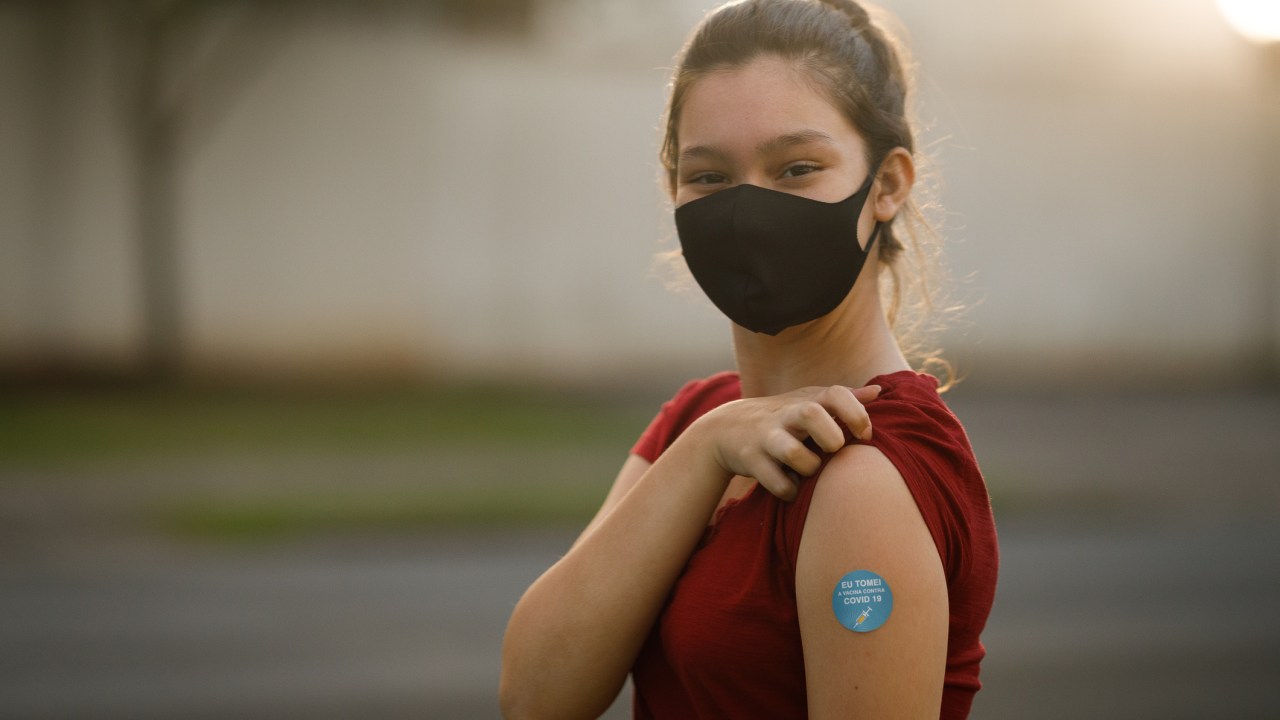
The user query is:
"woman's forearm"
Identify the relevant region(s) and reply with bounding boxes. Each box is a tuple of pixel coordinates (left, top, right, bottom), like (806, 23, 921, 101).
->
(499, 423, 731, 720)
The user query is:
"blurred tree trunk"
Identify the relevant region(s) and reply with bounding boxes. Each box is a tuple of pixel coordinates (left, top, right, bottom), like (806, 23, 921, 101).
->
(116, 0, 275, 380)
(131, 6, 183, 379)
(1265, 43, 1280, 378)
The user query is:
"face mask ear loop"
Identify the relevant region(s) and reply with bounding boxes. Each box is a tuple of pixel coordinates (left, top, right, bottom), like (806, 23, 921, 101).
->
(856, 158, 885, 252)
(862, 220, 884, 253)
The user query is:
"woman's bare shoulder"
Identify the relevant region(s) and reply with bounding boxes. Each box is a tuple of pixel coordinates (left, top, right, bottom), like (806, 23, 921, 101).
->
(794, 444, 948, 717)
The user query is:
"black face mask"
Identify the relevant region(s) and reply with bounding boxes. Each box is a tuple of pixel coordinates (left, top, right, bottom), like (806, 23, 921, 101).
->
(675, 167, 881, 336)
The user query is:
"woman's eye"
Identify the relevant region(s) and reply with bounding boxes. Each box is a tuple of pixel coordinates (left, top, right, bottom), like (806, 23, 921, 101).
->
(690, 172, 728, 185)
(781, 163, 820, 178)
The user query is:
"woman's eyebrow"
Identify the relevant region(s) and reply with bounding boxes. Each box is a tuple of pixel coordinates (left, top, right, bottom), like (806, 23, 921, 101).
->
(678, 144, 730, 165)
(678, 130, 836, 166)
(756, 129, 836, 155)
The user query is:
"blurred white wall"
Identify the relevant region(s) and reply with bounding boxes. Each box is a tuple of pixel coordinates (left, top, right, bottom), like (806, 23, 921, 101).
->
(898, 0, 1279, 383)
(182, 3, 731, 384)
(1, 0, 1276, 387)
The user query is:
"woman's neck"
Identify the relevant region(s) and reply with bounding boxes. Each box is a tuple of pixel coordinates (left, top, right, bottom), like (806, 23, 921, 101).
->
(733, 283, 910, 398)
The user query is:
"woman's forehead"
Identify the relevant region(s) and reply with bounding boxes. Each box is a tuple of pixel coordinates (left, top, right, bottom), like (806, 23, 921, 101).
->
(676, 56, 862, 156)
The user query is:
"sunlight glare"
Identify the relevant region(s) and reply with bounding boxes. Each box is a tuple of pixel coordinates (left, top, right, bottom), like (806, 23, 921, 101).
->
(1216, 0, 1280, 43)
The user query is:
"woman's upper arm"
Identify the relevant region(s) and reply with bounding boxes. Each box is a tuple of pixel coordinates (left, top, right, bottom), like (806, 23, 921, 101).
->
(571, 453, 652, 550)
(796, 445, 949, 719)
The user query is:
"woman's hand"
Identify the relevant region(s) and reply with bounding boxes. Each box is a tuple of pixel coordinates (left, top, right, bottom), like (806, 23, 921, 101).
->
(692, 384, 881, 501)
(502, 382, 879, 718)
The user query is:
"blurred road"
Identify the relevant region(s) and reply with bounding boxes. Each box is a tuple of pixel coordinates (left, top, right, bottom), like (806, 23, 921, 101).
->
(2, 387, 1278, 719)
(2, 521, 1278, 719)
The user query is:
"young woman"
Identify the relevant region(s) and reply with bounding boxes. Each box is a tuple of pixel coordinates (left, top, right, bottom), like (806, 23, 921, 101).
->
(500, 1, 998, 718)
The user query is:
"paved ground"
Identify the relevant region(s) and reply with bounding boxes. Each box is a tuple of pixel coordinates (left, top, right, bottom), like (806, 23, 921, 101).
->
(1, 521, 1278, 719)
(1, 387, 1278, 718)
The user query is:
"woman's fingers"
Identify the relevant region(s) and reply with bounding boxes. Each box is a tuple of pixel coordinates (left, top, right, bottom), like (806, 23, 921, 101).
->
(852, 384, 881, 404)
(790, 401, 847, 453)
(709, 383, 882, 491)
(749, 454, 799, 502)
(766, 429, 824, 477)
(815, 385, 875, 442)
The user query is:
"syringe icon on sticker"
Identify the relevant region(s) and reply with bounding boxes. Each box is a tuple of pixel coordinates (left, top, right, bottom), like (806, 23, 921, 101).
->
(853, 607, 873, 630)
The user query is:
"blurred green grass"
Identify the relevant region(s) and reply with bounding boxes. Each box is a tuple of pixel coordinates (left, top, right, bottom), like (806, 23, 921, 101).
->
(154, 481, 613, 541)
(0, 384, 655, 462)
(0, 384, 658, 541)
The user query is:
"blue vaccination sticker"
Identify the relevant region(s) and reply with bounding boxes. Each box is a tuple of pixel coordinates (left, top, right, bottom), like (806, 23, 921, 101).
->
(831, 570, 893, 633)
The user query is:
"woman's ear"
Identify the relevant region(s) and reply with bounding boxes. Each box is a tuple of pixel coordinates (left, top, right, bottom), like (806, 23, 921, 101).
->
(873, 147, 915, 222)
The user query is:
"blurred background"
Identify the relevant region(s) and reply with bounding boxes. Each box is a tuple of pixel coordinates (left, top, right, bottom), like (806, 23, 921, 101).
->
(1, 0, 1278, 718)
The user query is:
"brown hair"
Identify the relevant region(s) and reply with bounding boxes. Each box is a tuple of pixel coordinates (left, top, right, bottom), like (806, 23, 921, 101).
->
(661, 0, 958, 383)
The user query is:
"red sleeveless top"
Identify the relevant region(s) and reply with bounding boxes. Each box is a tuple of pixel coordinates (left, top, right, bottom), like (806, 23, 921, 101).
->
(629, 370, 998, 719)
